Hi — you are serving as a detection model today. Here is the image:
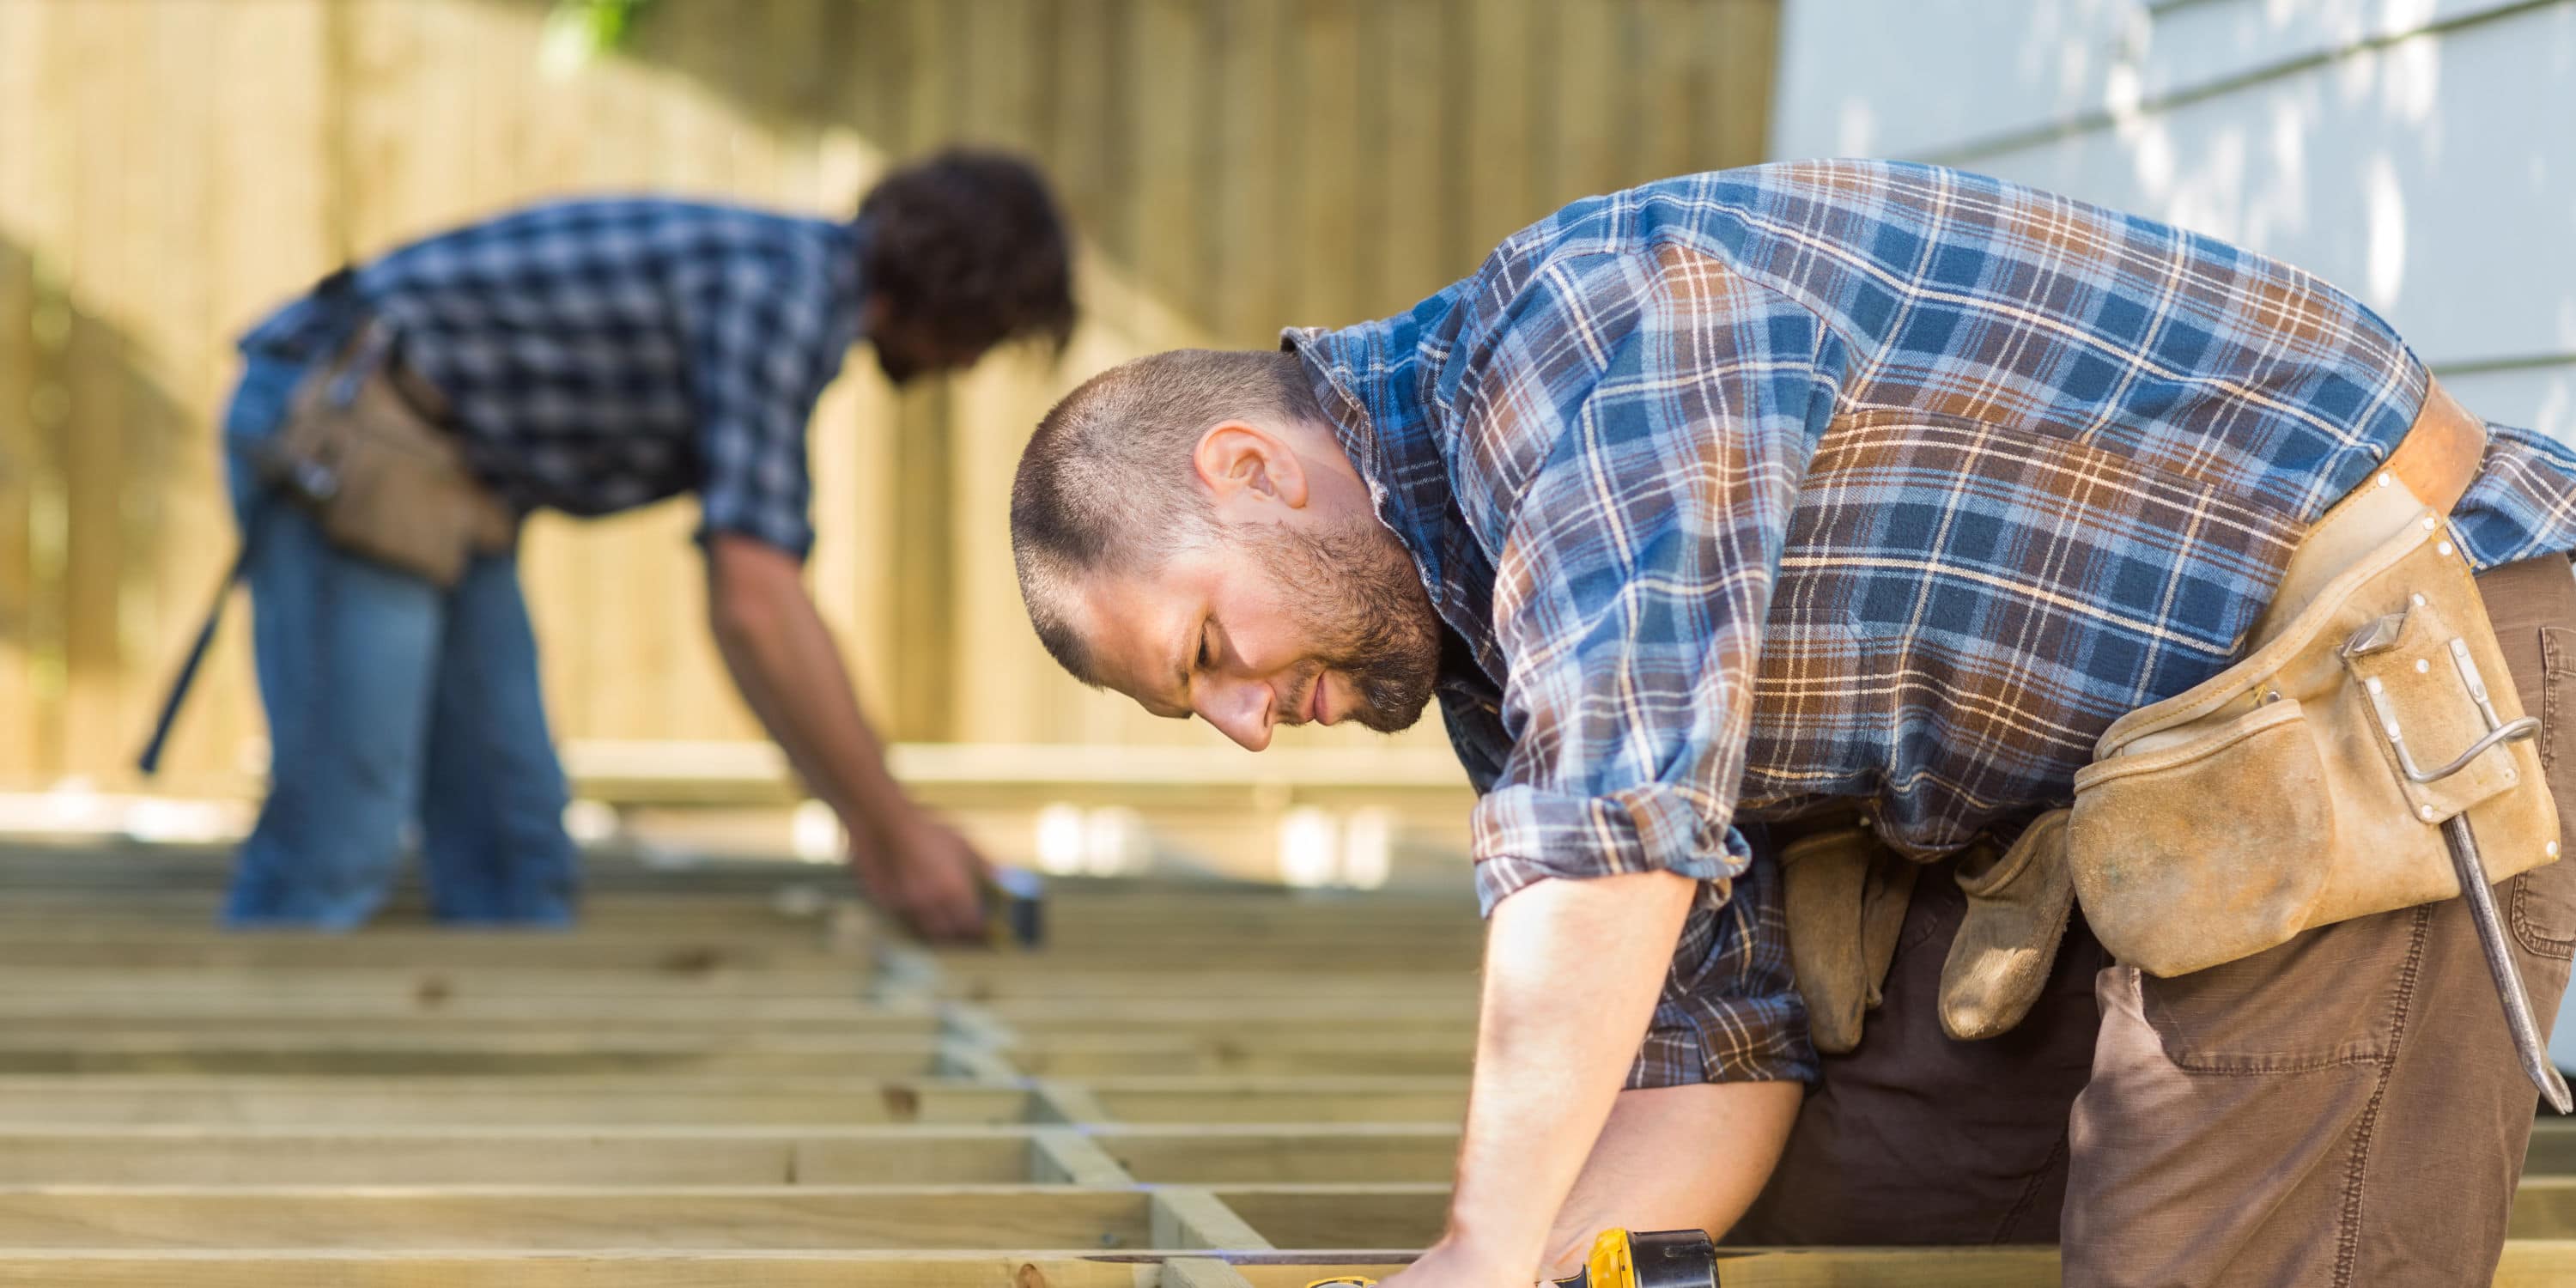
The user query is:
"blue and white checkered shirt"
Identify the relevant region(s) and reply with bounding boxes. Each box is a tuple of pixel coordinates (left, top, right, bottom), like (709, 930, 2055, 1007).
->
(241, 197, 869, 557)
(1287, 161, 2576, 1086)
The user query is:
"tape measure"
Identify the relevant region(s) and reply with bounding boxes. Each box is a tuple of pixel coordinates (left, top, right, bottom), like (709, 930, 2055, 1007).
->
(1302, 1227, 1719, 1288)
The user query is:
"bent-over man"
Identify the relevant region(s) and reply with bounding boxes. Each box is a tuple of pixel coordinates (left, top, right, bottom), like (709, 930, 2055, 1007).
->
(214, 150, 1073, 933)
(1006, 161, 2576, 1285)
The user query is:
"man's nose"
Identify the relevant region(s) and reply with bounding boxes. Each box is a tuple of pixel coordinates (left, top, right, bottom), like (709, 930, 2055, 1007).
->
(1194, 677, 1274, 752)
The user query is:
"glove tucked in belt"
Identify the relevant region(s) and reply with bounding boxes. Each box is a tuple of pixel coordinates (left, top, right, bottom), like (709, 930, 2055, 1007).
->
(1778, 823, 1917, 1054)
(1939, 809, 2075, 1042)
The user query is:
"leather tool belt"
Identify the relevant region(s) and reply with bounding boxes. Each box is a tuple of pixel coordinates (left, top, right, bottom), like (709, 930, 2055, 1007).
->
(266, 319, 517, 589)
(2066, 380, 2561, 976)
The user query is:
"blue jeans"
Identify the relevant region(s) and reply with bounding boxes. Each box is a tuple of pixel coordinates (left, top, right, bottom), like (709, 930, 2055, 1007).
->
(222, 353, 577, 927)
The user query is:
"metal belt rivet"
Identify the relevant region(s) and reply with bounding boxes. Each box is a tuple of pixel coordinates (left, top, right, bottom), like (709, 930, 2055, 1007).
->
(2421, 805, 2441, 822)
(2423, 516, 2439, 531)
(2366, 676, 2385, 695)
(2551, 841, 2563, 859)
(2378, 471, 2393, 489)
(2412, 593, 2427, 607)
(2415, 659, 2431, 673)
(2438, 540, 2455, 557)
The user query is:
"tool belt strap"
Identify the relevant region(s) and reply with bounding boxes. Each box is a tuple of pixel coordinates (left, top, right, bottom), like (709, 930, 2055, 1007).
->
(2068, 377, 2560, 977)
(2238, 378, 2489, 651)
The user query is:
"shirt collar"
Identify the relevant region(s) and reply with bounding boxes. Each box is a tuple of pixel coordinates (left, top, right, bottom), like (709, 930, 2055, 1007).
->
(1281, 295, 1504, 688)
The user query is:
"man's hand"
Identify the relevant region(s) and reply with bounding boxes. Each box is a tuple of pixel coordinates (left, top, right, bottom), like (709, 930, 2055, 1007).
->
(703, 533, 986, 939)
(1434, 870, 1701, 1278)
(849, 813, 989, 942)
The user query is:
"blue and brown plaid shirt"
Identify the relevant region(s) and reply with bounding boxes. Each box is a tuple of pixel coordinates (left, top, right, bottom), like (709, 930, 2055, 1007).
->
(1285, 160, 2576, 1086)
(241, 197, 869, 557)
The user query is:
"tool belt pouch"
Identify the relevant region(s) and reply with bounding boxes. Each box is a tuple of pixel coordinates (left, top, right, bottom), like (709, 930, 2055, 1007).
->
(270, 327, 514, 589)
(2067, 515, 2560, 977)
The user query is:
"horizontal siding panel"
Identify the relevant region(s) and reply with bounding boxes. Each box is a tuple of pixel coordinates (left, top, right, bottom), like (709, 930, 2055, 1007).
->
(1773, 0, 2576, 434)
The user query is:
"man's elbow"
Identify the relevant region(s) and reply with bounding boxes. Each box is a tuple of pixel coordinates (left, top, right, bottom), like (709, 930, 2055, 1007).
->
(705, 534, 795, 645)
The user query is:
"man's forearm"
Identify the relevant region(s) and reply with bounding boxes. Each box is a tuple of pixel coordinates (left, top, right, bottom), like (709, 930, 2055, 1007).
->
(1440, 869, 1699, 1276)
(707, 574, 915, 835)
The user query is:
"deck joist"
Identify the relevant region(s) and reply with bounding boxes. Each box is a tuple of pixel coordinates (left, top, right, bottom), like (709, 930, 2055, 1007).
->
(0, 843, 2567, 1284)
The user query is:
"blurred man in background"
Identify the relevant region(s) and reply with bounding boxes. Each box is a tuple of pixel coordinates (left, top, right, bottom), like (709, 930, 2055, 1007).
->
(204, 149, 1073, 933)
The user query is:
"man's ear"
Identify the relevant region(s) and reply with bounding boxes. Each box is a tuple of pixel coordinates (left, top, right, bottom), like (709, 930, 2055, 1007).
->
(1192, 421, 1309, 511)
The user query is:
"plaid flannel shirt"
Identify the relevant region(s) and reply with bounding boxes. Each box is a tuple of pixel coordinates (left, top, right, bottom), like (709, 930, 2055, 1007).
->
(241, 197, 869, 557)
(1286, 160, 2576, 1086)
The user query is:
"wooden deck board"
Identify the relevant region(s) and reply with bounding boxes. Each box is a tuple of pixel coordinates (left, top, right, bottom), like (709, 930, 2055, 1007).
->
(0, 838, 2564, 1279)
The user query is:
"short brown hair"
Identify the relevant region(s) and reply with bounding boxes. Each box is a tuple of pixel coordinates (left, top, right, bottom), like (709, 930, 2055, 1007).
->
(1010, 349, 1322, 683)
(860, 149, 1077, 355)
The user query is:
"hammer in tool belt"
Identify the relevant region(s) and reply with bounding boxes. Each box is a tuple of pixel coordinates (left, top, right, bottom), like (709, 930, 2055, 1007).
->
(1305, 1228, 1720, 1288)
(2348, 611, 2575, 1112)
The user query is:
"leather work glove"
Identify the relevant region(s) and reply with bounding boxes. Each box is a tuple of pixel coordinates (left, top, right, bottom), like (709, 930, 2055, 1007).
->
(1939, 808, 2075, 1041)
(1780, 823, 1918, 1054)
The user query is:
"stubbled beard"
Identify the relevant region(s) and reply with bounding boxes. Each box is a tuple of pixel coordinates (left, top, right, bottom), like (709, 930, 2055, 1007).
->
(1244, 518, 1442, 733)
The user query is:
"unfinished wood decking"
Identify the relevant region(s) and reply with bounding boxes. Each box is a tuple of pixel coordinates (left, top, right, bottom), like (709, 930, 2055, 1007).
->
(2, 843, 2572, 1286)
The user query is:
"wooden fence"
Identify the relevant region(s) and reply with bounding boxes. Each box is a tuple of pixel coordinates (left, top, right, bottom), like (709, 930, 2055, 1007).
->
(0, 0, 1780, 796)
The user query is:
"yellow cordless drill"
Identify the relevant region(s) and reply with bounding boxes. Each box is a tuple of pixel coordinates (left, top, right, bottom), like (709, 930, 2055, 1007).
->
(1303, 1227, 1719, 1288)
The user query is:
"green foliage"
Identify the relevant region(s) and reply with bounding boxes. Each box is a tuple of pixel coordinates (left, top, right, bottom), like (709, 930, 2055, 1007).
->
(538, 0, 658, 74)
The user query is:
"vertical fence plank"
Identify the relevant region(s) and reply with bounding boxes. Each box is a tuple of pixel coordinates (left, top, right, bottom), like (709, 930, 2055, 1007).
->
(879, 0, 961, 744)
(1209, 0, 1288, 349)
(129, 0, 226, 790)
(1707, 0, 1781, 167)
(56, 0, 135, 781)
(1546, 0, 1627, 209)
(1286, 0, 1362, 331)
(1460, 0, 1539, 263)
(1371, 1, 1449, 323)
(0, 0, 46, 785)
(2, 0, 1783, 781)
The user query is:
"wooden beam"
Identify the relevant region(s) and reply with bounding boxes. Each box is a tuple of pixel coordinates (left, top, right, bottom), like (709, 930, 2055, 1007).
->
(2514, 1176, 2576, 1236)
(1010, 1032, 1470, 1079)
(1148, 1189, 1273, 1251)
(0, 1075, 1036, 1127)
(1201, 1184, 1448, 1251)
(0, 1127, 1054, 1187)
(0, 994, 930, 1032)
(0, 931, 859, 971)
(0, 1246, 2561, 1288)
(1160, 1259, 1259, 1288)
(0, 1030, 946, 1078)
(1090, 1078, 1467, 1126)
(1098, 1127, 1455, 1184)
(0, 1186, 1158, 1250)
(1031, 1129, 1138, 1187)
(0, 966, 876, 999)
(0, 1251, 1160, 1287)
(2527, 1118, 2576, 1176)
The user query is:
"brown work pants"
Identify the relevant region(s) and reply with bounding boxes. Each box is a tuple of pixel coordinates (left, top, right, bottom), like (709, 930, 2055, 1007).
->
(1730, 555, 2576, 1286)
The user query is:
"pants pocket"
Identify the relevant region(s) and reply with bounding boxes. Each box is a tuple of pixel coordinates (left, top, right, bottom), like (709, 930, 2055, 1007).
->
(2140, 904, 2420, 1072)
(2512, 625, 2576, 958)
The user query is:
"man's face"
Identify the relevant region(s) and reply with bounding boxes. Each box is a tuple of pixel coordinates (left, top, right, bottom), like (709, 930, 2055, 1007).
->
(1072, 513, 1443, 751)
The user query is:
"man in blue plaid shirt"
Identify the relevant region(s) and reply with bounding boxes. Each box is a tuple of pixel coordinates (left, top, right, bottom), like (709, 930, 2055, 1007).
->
(221, 151, 1072, 934)
(1010, 161, 2576, 1284)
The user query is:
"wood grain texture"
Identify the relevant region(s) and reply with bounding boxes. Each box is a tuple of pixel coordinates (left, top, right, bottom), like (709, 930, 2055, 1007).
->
(0, 0, 1782, 784)
(0, 844, 2565, 1278)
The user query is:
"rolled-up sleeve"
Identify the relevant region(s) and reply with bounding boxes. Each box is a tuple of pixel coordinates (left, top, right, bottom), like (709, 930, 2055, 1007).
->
(1466, 246, 1843, 912)
(683, 253, 835, 559)
(1459, 247, 1840, 1084)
